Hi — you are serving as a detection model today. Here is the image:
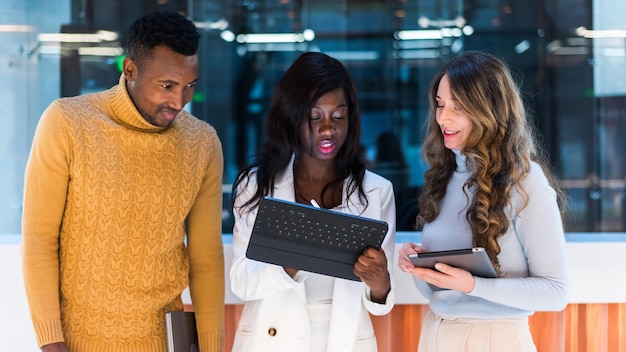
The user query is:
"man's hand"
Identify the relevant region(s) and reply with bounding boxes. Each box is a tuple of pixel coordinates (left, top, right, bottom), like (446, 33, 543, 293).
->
(41, 342, 69, 352)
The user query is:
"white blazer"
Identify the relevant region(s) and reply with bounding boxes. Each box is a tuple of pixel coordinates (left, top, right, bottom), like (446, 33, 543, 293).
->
(230, 157, 397, 352)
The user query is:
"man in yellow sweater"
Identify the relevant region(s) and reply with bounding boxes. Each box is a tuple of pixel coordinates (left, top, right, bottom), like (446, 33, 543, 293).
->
(21, 11, 224, 351)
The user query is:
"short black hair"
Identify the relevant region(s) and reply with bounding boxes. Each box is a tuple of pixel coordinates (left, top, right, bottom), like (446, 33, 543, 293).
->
(126, 11, 200, 66)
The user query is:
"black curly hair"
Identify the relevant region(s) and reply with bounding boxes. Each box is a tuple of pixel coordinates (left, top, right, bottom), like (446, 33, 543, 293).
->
(126, 11, 200, 68)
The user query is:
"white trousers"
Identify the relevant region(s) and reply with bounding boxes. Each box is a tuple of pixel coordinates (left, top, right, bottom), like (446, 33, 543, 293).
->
(418, 310, 537, 352)
(308, 304, 331, 352)
(307, 303, 378, 352)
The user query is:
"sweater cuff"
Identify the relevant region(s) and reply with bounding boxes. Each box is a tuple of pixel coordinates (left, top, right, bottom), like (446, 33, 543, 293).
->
(34, 320, 65, 347)
(199, 331, 224, 352)
(468, 276, 490, 297)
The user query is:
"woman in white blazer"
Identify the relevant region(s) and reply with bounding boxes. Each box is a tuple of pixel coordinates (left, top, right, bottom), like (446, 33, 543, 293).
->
(230, 52, 396, 352)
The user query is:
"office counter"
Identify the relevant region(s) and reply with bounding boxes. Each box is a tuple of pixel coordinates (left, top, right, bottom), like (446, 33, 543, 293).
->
(3, 233, 626, 351)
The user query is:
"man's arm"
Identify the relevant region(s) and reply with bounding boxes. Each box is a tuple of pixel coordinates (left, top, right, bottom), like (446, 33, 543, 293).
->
(22, 102, 70, 347)
(185, 130, 225, 351)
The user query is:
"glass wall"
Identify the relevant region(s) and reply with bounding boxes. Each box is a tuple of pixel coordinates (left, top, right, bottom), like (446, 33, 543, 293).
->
(1, 0, 624, 236)
(0, 0, 70, 236)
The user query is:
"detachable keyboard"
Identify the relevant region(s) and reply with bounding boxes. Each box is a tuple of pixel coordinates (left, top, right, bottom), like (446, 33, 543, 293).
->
(245, 196, 389, 281)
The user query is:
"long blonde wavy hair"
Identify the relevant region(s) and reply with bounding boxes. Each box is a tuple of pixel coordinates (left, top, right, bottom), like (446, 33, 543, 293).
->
(417, 51, 565, 273)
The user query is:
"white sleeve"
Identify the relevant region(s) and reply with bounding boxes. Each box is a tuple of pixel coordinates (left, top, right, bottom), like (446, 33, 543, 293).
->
(362, 178, 397, 315)
(229, 177, 305, 301)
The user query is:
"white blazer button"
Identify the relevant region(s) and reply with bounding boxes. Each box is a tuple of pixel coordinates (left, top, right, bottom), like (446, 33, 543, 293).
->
(268, 327, 277, 336)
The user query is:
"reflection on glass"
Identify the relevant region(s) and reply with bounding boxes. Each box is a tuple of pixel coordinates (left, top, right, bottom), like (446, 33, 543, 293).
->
(1, 0, 624, 235)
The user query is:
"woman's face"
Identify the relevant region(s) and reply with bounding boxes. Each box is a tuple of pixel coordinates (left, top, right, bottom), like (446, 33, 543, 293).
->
(298, 88, 349, 162)
(435, 75, 473, 151)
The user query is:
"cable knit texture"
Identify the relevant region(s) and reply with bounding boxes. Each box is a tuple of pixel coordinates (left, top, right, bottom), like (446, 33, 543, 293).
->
(22, 75, 225, 351)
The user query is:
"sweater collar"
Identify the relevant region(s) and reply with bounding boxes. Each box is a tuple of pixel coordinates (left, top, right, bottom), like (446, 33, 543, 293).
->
(108, 74, 168, 133)
(452, 149, 469, 173)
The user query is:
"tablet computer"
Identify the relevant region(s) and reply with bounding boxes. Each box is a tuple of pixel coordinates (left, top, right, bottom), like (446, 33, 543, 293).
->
(246, 196, 388, 281)
(408, 247, 497, 291)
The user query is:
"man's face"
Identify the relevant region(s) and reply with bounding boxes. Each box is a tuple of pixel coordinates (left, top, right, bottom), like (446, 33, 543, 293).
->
(123, 45, 199, 127)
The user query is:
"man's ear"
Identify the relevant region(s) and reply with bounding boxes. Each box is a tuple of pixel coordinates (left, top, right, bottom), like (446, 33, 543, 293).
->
(123, 57, 137, 81)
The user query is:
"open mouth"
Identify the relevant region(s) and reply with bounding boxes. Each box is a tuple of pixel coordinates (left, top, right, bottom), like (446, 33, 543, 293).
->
(318, 140, 336, 154)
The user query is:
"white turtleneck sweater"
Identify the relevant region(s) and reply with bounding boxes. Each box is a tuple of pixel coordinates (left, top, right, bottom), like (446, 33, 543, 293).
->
(416, 150, 570, 319)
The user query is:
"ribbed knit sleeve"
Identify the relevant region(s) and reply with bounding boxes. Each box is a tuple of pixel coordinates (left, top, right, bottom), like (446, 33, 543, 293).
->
(186, 129, 225, 351)
(22, 101, 71, 347)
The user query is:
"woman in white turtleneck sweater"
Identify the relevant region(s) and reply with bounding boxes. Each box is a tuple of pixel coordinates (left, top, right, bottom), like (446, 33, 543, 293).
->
(398, 51, 570, 352)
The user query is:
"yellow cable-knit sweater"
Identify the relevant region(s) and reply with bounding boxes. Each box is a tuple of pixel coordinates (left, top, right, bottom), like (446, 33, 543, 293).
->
(22, 74, 225, 351)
